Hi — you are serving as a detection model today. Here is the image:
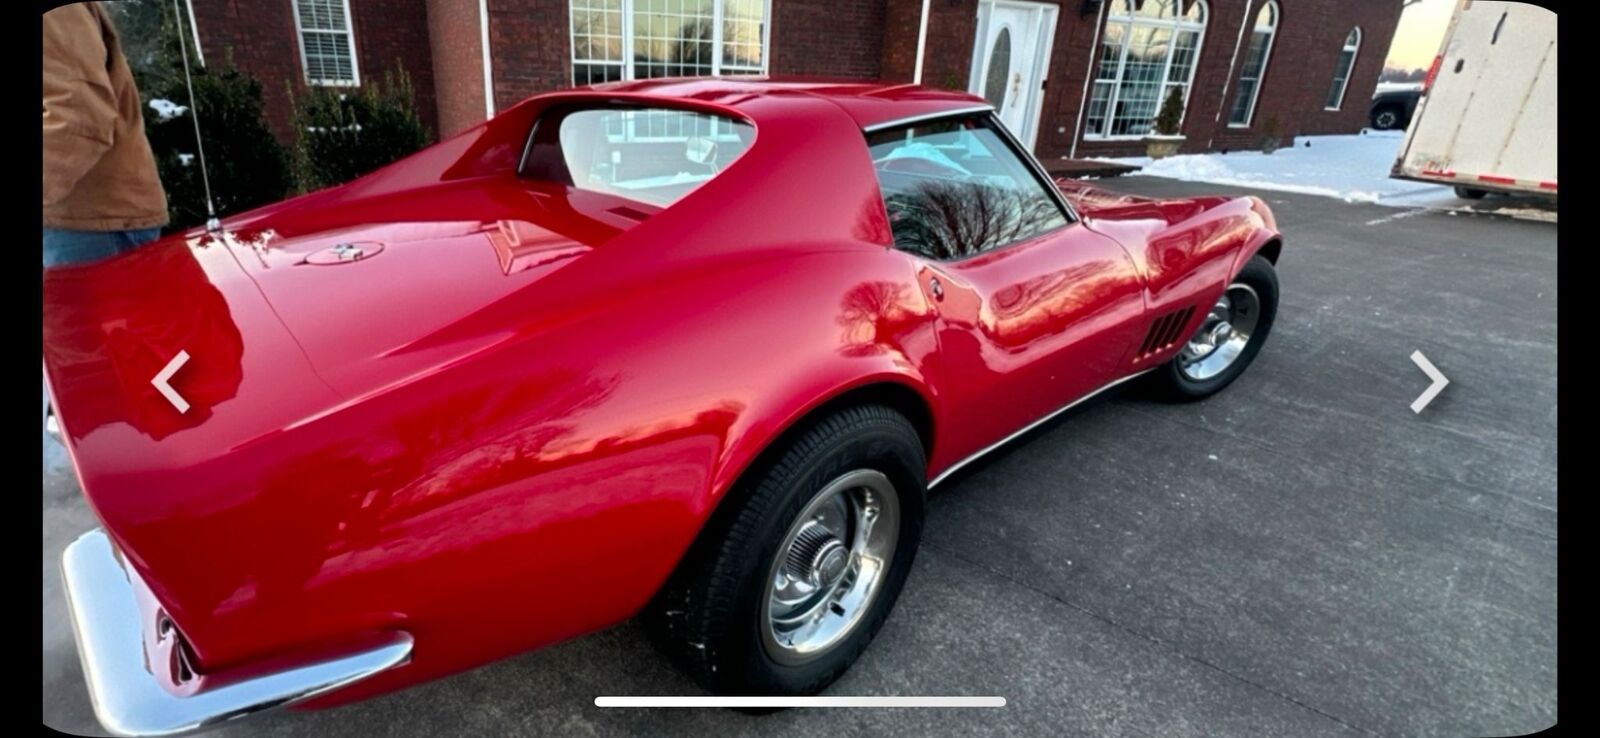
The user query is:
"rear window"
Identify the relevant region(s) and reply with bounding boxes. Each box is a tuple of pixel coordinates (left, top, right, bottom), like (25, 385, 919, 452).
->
(523, 107, 754, 208)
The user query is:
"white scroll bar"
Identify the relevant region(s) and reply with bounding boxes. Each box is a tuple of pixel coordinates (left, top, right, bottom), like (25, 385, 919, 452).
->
(595, 696, 1006, 708)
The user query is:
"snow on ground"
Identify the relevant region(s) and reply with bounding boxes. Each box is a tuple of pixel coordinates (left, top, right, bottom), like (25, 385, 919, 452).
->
(1104, 130, 1556, 222)
(1108, 130, 1418, 204)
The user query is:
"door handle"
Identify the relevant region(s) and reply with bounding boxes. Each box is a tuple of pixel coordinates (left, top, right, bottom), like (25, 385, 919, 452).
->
(929, 276, 945, 301)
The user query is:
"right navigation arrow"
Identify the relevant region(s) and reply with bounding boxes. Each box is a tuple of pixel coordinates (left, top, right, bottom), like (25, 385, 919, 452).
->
(1409, 350, 1449, 414)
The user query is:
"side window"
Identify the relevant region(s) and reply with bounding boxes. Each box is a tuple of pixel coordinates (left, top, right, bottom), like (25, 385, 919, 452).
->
(866, 116, 1070, 261)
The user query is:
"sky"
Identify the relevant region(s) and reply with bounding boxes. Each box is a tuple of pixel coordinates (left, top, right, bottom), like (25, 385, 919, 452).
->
(1383, 0, 1457, 71)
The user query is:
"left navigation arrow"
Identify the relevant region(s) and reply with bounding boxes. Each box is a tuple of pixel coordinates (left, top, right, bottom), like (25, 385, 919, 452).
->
(152, 350, 191, 414)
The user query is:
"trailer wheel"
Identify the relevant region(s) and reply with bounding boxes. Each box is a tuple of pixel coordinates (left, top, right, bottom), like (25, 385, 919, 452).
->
(1454, 186, 1488, 200)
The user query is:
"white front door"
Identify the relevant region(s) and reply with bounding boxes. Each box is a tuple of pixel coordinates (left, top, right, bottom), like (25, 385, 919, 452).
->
(970, 0, 1057, 150)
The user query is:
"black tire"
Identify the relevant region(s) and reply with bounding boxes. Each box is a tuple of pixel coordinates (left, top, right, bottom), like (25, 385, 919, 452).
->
(1370, 105, 1404, 130)
(643, 404, 926, 696)
(1149, 254, 1279, 402)
(1454, 186, 1489, 200)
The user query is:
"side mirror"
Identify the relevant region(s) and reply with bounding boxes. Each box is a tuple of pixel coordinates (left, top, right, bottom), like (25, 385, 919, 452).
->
(685, 137, 718, 170)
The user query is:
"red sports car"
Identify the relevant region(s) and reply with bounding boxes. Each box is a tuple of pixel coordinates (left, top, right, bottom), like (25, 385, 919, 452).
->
(45, 79, 1281, 735)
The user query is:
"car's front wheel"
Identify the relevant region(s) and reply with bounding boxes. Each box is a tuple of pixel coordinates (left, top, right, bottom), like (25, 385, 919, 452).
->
(1149, 254, 1279, 401)
(643, 404, 926, 696)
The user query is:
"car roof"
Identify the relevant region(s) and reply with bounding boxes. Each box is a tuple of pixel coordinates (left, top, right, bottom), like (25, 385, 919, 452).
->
(576, 77, 993, 131)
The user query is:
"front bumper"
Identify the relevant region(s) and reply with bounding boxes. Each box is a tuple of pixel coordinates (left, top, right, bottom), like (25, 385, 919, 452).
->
(60, 529, 413, 737)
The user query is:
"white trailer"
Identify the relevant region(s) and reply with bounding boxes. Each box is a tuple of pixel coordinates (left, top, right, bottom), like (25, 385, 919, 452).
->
(1391, 0, 1556, 200)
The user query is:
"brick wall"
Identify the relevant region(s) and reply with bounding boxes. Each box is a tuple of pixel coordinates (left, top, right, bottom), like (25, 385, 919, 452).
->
(771, 0, 885, 79)
(880, 0, 921, 81)
(190, 0, 439, 145)
(427, 0, 486, 136)
(194, 0, 1398, 156)
(1035, 0, 1100, 160)
(915, 0, 981, 92)
(1288, 0, 1403, 136)
(352, 0, 439, 135)
(484, 0, 570, 114)
(882, 0, 1400, 158)
(1057, 0, 1403, 159)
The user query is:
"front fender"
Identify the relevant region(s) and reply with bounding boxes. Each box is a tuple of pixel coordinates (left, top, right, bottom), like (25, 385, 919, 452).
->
(1232, 196, 1282, 276)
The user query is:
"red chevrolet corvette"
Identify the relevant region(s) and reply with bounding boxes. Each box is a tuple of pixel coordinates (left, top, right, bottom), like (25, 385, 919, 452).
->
(45, 79, 1281, 735)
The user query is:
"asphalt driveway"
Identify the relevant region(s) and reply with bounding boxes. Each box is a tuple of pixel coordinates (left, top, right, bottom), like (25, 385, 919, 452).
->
(42, 177, 1558, 737)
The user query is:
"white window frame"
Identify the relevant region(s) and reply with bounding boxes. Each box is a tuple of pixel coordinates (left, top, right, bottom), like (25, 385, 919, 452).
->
(1084, 0, 1209, 141)
(596, 108, 747, 144)
(570, 1, 772, 142)
(1324, 27, 1361, 111)
(568, 0, 772, 87)
(1227, 0, 1278, 128)
(292, 0, 361, 87)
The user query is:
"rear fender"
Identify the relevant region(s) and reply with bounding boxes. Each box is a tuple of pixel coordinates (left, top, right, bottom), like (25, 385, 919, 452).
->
(707, 368, 939, 509)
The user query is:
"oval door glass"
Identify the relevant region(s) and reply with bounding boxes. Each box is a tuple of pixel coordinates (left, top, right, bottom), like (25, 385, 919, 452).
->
(983, 28, 1012, 109)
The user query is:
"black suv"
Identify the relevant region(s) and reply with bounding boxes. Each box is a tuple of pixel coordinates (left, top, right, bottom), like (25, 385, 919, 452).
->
(1370, 83, 1423, 131)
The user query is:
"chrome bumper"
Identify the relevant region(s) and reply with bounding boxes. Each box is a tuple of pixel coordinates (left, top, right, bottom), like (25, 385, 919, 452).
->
(60, 529, 413, 737)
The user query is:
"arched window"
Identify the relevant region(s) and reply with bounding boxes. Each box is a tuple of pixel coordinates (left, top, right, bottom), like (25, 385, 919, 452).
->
(1085, 0, 1209, 138)
(1228, 1, 1278, 127)
(1324, 27, 1362, 110)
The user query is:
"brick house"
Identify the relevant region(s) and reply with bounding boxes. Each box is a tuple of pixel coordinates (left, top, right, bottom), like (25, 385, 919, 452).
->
(181, 0, 1400, 159)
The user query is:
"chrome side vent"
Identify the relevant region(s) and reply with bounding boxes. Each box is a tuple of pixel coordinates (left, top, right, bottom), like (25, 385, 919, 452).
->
(1137, 306, 1196, 360)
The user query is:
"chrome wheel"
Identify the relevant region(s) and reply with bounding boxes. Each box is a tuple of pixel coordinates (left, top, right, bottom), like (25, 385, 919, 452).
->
(1374, 110, 1399, 129)
(761, 469, 900, 665)
(1178, 283, 1261, 382)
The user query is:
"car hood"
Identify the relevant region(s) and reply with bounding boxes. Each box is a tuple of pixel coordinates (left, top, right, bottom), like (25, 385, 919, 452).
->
(1056, 178, 1234, 225)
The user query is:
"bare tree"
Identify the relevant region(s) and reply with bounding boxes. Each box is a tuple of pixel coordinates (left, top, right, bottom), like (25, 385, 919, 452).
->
(885, 181, 1067, 260)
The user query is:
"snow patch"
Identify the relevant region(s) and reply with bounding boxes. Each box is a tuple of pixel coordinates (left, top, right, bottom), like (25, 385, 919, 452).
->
(1482, 207, 1558, 224)
(1109, 131, 1555, 222)
(1111, 133, 1407, 203)
(148, 99, 188, 121)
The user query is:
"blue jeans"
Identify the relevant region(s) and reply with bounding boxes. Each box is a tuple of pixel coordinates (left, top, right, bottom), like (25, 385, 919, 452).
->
(42, 227, 162, 268)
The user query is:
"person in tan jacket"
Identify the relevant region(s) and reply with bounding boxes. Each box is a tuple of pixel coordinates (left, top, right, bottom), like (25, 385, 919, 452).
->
(43, 2, 169, 268)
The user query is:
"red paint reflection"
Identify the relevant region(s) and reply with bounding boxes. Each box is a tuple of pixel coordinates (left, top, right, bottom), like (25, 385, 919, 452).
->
(43, 242, 244, 440)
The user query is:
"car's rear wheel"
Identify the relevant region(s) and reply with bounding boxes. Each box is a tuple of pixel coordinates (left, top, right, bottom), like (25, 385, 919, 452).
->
(643, 405, 925, 696)
(1149, 254, 1278, 401)
(1370, 105, 1403, 130)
